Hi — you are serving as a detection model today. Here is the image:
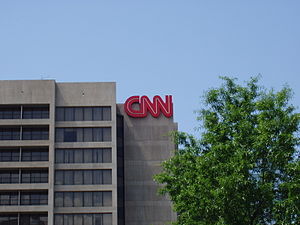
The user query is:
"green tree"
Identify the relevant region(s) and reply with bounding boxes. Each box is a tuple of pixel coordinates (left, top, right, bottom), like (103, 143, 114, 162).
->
(155, 77, 300, 225)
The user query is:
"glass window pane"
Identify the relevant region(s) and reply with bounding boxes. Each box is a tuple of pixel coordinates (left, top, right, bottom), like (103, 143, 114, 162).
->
(83, 128, 93, 142)
(103, 214, 112, 225)
(74, 108, 83, 121)
(84, 170, 92, 184)
(64, 171, 74, 185)
(55, 215, 63, 225)
(102, 107, 111, 121)
(56, 108, 64, 121)
(84, 149, 93, 163)
(103, 170, 112, 184)
(84, 192, 93, 207)
(74, 214, 83, 225)
(103, 149, 112, 163)
(74, 149, 83, 163)
(102, 128, 111, 142)
(74, 192, 83, 207)
(93, 107, 102, 121)
(55, 128, 64, 142)
(64, 149, 74, 163)
(93, 170, 102, 184)
(64, 214, 73, 225)
(93, 149, 102, 163)
(65, 108, 74, 121)
(103, 192, 112, 206)
(56, 149, 64, 163)
(64, 192, 73, 207)
(84, 107, 93, 121)
(55, 171, 64, 185)
(93, 192, 102, 207)
(93, 128, 102, 142)
(83, 214, 92, 225)
(77, 128, 83, 142)
(64, 129, 77, 142)
(55, 192, 63, 207)
(74, 170, 83, 185)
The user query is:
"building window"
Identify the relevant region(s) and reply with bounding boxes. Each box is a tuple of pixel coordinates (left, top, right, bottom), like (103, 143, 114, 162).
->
(0, 169, 49, 184)
(0, 191, 48, 206)
(0, 148, 20, 162)
(20, 191, 48, 205)
(56, 107, 111, 121)
(0, 127, 20, 140)
(55, 128, 111, 142)
(0, 105, 49, 120)
(55, 170, 112, 185)
(19, 214, 48, 225)
(0, 214, 18, 225)
(21, 169, 48, 183)
(0, 192, 18, 205)
(55, 148, 111, 164)
(55, 191, 112, 207)
(21, 147, 49, 161)
(54, 213, 112, 225)
(0, 106, 21, 119)
(0, 147, 48, 162)
(0, 170, 19, 184)
(22, 105, 49, 119)
(0, 126, 49, 141)
(22, 126, 49, 140)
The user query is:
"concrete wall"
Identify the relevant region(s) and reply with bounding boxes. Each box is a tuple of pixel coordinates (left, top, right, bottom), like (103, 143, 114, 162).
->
(117, 104, 177, 225)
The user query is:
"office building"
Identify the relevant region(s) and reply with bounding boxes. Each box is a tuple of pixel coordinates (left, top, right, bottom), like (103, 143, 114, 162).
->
(0, 80, 177, 225)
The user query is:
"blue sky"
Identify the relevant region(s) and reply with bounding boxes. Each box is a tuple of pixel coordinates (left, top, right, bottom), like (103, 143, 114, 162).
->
(0, 1, 299, 136)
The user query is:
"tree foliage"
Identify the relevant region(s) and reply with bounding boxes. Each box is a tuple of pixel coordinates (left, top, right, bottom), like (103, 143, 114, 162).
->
(154, 77, 300, 225)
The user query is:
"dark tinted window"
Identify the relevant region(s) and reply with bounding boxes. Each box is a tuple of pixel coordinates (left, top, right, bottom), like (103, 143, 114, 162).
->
(0, 106, 20, 119)
(0, 170, 19, 184)
(22, 105, 49, 119)
(20, 191, 48, 205)
(56, 107, 111, 121)
(0, 127, 20, 140)
(55, 148, 111, 164)
(21, 147, 49, 161)
(22, 126, 49, 140)
(0, 148, 19, 162)
(0, 192, 18, 205)
(54, 214, 112, 225)
(55, 170, 112, 185)
(55, 128, 111, 142)
(21, 170, 48, 183)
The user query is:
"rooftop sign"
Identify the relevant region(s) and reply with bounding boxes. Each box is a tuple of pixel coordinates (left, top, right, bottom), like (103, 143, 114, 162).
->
(124, 95, 173, 118)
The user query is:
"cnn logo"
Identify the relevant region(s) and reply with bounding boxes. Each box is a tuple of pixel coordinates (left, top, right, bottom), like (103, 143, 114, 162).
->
(124, 95, 173, 118)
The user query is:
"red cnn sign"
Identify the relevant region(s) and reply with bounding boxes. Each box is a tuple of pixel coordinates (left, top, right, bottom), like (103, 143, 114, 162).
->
(124, 95, 173, 118)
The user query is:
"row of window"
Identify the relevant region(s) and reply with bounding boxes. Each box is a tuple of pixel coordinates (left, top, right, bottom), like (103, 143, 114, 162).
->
(55, 170, 111, 185)
(0, 191, 47, 205)
(0, 126, 49, 140)
(0, 105, 49, 120)
(55, 191, 112, 207)
(0, 169, 48, 184)
(0, 147, 48, 162)
(55, 128, 111, 142)
(0, 214, 47, 225)
(54, 214, 112, 225)
(55, 148, 111, 164)
(56, 107, 111, 121)
(0, 105, 112, 122)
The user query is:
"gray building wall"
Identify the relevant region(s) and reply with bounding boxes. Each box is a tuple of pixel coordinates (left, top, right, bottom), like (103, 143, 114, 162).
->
(0, 80, 177, 225)
(117, 104, 177, 225)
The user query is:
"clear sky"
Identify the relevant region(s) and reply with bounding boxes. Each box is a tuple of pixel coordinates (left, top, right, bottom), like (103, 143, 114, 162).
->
(0, 1, 299, 136)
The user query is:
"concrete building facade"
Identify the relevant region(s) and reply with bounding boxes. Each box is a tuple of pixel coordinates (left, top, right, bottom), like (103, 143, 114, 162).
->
(0, 80, 177, 225)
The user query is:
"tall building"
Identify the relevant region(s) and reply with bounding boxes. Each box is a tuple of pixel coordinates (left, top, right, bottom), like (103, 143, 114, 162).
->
(0, 80, 177, 225)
